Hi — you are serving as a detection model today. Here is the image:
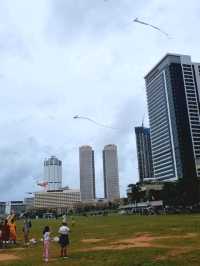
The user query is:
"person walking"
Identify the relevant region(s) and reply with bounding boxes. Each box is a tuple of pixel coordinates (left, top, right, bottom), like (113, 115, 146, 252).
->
(58, 222, 70, 258)
(43, 226, 51, 263)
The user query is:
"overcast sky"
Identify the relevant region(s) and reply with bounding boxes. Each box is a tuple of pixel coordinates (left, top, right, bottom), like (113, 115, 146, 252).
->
(0, 0, 200, 201)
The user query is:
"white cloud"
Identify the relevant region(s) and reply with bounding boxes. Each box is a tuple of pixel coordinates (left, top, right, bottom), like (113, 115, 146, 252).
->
(0, 0, 200, 200)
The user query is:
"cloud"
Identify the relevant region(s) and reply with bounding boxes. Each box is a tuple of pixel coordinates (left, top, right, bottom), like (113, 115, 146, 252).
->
(0, 0, 200, 200)
(46, 0, 146, 43)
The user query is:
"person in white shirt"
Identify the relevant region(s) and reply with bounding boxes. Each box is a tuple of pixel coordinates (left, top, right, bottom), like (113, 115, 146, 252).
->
(43, 226, 51, 262)
(58, 222, 70, 258)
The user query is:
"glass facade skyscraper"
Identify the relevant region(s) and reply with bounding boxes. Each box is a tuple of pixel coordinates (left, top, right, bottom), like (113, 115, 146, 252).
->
(145, 54, 200, 181)
(135, 126, 153, 182)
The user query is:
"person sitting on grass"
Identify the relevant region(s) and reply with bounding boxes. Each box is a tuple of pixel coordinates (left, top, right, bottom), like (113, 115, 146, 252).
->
(58, 222, 70, 258)
(43, 226, 51, 263)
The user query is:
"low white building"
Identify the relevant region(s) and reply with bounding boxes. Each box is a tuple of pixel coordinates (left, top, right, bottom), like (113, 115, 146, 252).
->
(34, 188, 80, 211)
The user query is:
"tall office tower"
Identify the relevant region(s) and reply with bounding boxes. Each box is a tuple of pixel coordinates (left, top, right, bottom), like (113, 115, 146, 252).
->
(79, 146, 96, 201)
(103, 144, 120, 201)
(135, 126, 153, 182)
(145, 53, 200, 181)
(44, 156, 62, 191)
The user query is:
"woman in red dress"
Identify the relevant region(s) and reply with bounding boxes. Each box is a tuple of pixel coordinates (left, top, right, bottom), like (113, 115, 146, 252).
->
(2, 219, 10, 246)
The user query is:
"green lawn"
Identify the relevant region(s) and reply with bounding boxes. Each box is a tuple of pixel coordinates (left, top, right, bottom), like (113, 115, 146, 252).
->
(1, 214, 200, 266)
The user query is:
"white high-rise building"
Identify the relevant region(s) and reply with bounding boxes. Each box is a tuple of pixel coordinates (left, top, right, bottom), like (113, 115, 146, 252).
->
(79, 146, 96, 202)
(44, 156, 62, 191)
(103, 144, 120, 201)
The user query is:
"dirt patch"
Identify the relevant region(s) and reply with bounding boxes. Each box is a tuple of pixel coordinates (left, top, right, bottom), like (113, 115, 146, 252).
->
(111, 234, 155, 245)
(0, 254, 20, 261)
(79, 234, 161, 251)
(81, 239, 104, 243)
(154, 247, 193, 261)
(78, 232, 198, 252)
(0, 247, 25, 252)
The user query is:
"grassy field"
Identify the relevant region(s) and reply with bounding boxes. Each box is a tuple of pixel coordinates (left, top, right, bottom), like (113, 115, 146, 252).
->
(1, 214, 200, 266)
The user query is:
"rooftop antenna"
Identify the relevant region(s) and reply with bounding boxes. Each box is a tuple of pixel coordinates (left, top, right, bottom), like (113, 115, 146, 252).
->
(142, 113, 145, 127)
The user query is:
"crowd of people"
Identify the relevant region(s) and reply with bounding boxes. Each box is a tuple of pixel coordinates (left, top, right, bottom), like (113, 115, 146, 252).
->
(0, 214, 71, 263)
(0, 214, 32, 248)
(0, 215, 17, 248)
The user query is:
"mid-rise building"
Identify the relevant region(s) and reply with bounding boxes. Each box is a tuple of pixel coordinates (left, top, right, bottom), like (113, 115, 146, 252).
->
(0, 202, 6, 215)
(135, 126, 153, 182)
(79, 146, 96, 201)
(34, 188, 80, 210)
(24, 197, 34, 210)
(103, 144, 120, 201)
(44, 156, 62, 191)
(145, 53, 200, 181)
(10, 201, 25, 215)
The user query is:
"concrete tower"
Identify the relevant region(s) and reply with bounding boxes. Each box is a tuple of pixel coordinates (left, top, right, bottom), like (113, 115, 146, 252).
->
(79, 146, 96, 201)
(103, 144, 120, 201)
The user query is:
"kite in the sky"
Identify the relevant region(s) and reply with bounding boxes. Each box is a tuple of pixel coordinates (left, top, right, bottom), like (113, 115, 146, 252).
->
(73, 115, 119, 130)
(133, 18, 170, 37)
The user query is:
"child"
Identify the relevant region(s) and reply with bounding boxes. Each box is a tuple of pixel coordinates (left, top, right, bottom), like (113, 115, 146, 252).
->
(58, 222, 70, 258)
(43, 226, 51, 263)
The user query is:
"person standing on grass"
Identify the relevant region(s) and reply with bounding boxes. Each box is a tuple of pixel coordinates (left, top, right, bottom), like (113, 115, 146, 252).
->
(9, 219, 16, 244)
(43, 226, 51, 263)
(23, 218, 31, 244)
(58, 222, 70, 258)
(0, 220, 3, 248)
(2, 219, 10, 246)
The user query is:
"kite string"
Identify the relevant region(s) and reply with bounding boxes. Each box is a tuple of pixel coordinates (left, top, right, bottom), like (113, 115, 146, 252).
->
(79, 116, 120, 130)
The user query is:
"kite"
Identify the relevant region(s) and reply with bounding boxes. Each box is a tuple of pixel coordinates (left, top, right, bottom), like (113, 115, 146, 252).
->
(73, 115, 119, 130)
(133, 18, 170, 37)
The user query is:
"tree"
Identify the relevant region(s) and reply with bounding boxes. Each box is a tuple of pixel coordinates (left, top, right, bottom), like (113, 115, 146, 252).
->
(127, 183, 144, 203)
(161, 177, 200, 207)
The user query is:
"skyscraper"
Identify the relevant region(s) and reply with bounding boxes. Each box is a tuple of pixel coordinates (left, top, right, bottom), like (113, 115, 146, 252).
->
(145, 53, 200, 181)
(44, 156, 62, 190)
(135, 126, 153, 182)
(103, 144, 120, 201)
(79, 146, 96, 201)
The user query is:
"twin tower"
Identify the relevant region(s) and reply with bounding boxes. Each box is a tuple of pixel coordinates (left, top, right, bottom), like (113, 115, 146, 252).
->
(79, 144, 120, 202)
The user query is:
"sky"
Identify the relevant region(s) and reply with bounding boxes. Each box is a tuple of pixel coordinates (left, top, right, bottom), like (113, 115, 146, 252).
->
(0, 0, 200, 201)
